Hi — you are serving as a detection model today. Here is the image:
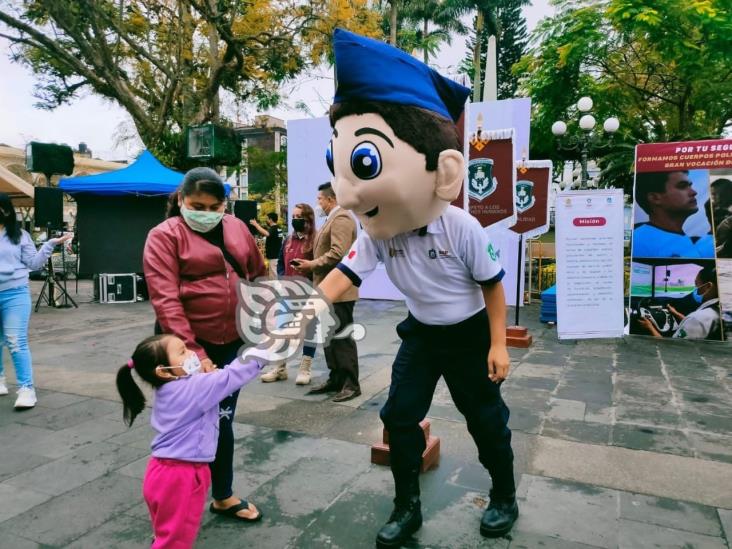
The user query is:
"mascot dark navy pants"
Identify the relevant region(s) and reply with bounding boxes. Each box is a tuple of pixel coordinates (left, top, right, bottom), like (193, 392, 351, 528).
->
(380, 309, 515, 499)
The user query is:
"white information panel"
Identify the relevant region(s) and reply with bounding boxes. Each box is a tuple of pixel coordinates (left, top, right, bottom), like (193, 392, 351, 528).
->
(556, 189, 625, 339)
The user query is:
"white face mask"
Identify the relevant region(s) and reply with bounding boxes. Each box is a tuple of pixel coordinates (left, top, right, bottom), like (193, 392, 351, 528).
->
(159, 352, 202, 377)
(180, 204, 224, 233)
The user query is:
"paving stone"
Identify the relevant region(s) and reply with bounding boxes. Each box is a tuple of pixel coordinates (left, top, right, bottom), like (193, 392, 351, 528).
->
(619, 492, 722, 536)
(0, 423, 56, 455)
(32, 391, 90, 409)
(687, 432, 732, 464)
(611, 423, 693, 457)
(541, 418, 610, 445)
(418, 491, 510, 548)
(547, 398, 586, 421)
(509, 531, 605, 548)
(3, 441, 149, 496)
(0, 449, 52, 482)
(104, 422, 154, 450)
(20, 416, 133, 459)
(584, 404, 614, 425)
(65, 515, 152, 549)
(0, 529, 44, 548)
(235, 397, 355, 436)
(268, 455, 371, 518)
(615, 403, 682, 429)
(18, 398, 119, 431)
(198, 521, 301, 549)
(515, 475, 619, 548)
(718, 509, 732, 546)
(684, 412, 732, 436)
(507, 406, 544, 434)
(555, 384, 613, 406)
(0, 482, 52, 523)
(2, 473, 140, 546)
(617, 518, 726, 548)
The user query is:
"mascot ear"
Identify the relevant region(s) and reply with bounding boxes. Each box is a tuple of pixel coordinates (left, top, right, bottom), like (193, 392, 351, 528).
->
(435, 149, 464, 202)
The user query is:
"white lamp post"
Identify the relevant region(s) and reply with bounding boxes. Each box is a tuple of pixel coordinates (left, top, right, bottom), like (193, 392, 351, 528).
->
(552, 97, 619, 189)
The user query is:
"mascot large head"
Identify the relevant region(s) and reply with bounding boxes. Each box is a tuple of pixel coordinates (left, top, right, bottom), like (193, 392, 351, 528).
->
(327, 29, 471, 240)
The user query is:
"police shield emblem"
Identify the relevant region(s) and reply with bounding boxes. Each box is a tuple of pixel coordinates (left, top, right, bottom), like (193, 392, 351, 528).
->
(515, 180, 535, 213)
(468, 158, 497, 201)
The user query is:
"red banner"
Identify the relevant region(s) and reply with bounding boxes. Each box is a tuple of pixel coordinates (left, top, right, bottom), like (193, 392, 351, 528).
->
(510, 161, 552, 237)
(636, 139, 732, 172)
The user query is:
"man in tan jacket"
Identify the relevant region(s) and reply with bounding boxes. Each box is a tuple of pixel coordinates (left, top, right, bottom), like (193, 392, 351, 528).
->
(292, 182, 360, 402)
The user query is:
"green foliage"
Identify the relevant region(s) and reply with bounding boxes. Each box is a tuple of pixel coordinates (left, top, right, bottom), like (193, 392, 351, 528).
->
(459, 0, 529, 99)
(0, 0, 381, 169)
(244, 147, 286, 198)
(515, 0, 732, 192)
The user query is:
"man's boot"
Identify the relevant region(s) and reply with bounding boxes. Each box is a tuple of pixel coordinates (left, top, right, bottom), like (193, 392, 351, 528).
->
(480, 491, 518, 538)
(295, 356, 312, 385)
(376, 469, 422, 548)
(260, 362, 287, 382)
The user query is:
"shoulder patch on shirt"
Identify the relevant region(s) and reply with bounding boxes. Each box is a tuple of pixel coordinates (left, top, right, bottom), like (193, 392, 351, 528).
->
(487, 243, 499, 261)
(347, 250, 356, 260)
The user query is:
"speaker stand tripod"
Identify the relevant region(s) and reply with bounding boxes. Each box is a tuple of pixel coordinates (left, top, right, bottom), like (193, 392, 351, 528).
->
(34, 236, 78, 312)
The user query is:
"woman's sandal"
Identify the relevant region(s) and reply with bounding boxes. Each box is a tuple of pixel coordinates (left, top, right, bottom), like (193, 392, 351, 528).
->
(209, 500, 263, 522)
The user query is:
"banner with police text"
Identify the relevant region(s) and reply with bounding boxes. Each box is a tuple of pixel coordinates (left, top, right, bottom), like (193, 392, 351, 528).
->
(629, 139, 732, 341)
(510, 160, 552, 238)
(556, 189, 625, 339)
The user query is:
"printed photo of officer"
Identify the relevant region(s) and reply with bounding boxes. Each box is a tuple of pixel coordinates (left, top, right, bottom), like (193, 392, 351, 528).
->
(633, 170, 714, 258)
(629, 259, 723, 340)
(710, 175, 732, 258)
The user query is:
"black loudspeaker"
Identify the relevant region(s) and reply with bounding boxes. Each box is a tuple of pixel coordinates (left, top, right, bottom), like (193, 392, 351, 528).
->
(34, 187, 64, 230)
(25, 142, 74, 175)
(233, 200, 258, 235)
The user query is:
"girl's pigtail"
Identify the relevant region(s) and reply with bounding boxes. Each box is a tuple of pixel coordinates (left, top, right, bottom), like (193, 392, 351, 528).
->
(116, 365, 146, 427)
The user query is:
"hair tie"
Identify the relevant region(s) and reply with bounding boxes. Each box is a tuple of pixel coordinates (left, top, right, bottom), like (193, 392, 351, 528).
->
(127, 359, 134, 369)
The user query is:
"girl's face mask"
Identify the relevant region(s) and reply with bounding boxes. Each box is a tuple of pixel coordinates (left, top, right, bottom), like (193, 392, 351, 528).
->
(159, 352, 203, 377)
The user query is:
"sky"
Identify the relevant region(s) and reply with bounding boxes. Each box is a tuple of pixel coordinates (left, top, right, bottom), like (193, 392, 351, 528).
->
(0, 1, 554, 162)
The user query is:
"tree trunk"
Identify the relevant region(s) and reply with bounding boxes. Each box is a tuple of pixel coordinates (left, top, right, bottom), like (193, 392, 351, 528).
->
(423, 18, 429, 64)
(472, 11, 484, 102)
(207, 0, 220, 121)
(390, 1, 398, 46)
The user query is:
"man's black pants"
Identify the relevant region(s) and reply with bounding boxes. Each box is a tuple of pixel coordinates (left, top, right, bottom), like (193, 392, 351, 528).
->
(323, 300, 360, 391)
(380, 309, 515, 498)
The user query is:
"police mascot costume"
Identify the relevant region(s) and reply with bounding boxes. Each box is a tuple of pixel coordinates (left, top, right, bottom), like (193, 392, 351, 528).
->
(317, 29, 518, 547)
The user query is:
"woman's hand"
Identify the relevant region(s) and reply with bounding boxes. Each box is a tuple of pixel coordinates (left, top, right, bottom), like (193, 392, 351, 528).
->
(293, 259, 315, 274)
(201, 358, 217, 372)
(51, 233, 74, 245)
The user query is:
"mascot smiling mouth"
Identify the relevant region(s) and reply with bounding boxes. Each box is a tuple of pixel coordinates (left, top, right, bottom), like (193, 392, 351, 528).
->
(365, 206, 379, 217)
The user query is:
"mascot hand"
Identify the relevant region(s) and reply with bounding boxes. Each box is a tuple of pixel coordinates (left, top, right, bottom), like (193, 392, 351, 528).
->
(487, 346, 510, 383)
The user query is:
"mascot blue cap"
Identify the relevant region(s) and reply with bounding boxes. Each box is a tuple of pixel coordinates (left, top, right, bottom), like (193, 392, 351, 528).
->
(333, 28, 471, 123)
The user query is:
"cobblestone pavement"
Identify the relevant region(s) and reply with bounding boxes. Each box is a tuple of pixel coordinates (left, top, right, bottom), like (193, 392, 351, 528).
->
(0, 281, 730, 548)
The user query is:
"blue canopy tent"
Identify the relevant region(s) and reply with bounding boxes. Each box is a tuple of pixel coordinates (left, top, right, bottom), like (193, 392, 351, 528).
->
(59, 151, 183, 276)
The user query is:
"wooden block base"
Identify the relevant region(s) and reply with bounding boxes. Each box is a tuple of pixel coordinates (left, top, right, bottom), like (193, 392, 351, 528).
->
(506, 325, 533, 348)
(371, 421, 440, 473)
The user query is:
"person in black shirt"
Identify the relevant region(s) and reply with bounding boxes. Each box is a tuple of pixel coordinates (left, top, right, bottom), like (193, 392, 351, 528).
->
(250, 212, 283, 278)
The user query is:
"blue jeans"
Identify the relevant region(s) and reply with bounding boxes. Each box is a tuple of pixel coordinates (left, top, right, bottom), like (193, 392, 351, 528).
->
(0, 285, 33, 388)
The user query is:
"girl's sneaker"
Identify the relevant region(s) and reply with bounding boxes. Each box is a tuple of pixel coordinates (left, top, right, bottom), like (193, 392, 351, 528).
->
(14, 387, 37, 409)
(0, 377, 7, 396)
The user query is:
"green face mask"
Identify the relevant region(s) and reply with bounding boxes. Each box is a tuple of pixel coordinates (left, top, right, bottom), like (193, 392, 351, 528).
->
(180, 204, 224, 233)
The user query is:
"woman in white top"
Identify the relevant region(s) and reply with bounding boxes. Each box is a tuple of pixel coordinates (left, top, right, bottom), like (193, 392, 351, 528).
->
(0, 193, 72, 408)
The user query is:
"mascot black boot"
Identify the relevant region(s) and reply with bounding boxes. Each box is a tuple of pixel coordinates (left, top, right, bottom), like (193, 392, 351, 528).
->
(376, 468, 422, 548)
(480, 490, 519, 538)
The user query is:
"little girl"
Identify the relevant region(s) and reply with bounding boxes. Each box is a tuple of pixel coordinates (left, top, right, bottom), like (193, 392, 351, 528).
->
(116, 334, 264, 548)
